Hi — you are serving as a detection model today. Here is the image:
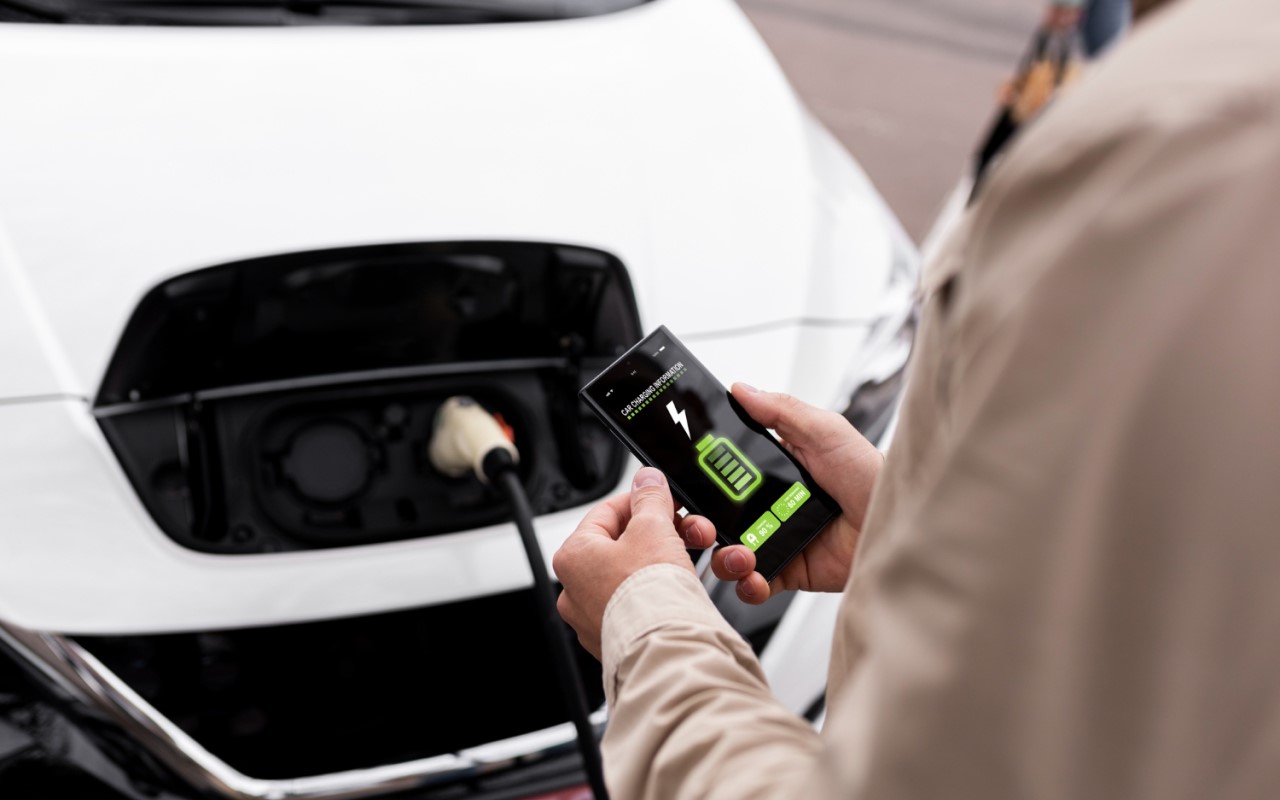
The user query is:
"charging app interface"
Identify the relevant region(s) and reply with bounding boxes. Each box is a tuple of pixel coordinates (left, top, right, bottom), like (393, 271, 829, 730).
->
(583, 328, 837, 576)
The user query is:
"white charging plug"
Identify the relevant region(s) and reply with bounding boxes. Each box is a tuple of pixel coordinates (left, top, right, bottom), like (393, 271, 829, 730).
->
(427, 396, 519, 482)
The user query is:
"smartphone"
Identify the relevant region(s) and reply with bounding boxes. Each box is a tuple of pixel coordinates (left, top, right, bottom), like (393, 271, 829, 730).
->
(579, 326, 840, 583)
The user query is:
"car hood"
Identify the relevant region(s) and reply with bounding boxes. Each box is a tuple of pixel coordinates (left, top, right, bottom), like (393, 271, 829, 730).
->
(0, 0, 899, 402)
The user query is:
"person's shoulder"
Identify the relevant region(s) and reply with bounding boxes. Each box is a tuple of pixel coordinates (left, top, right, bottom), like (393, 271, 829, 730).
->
(1085, 0, 1280, 127)
(991, 0, 1280, 194)
(951, 0, 1280, 370)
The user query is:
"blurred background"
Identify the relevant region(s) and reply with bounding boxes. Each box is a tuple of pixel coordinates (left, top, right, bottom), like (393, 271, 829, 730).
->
(743, 0, 1040, 237)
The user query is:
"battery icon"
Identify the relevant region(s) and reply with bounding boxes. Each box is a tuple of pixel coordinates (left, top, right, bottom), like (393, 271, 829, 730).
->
(694, 433, 763, 503)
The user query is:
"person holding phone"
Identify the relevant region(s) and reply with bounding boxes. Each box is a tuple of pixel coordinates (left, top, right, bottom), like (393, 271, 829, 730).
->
(553, 0, 1280, 797)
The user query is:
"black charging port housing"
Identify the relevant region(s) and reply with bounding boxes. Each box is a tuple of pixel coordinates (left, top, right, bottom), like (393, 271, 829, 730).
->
(95, 241, 641, 554)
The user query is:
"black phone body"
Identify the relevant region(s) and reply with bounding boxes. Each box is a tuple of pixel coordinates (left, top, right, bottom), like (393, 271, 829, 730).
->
(579, 326, 840, 583)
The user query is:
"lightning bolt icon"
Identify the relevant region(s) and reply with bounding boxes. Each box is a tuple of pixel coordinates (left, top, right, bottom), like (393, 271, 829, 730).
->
(667, 401, 691, 440)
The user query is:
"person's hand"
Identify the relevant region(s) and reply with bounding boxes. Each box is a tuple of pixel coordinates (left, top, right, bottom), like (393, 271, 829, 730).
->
(712, 383, 883, 605)
(554, 467, 717, 659)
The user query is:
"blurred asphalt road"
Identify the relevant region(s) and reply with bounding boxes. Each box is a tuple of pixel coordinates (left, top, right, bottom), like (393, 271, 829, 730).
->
(740, 0, 1043, 240)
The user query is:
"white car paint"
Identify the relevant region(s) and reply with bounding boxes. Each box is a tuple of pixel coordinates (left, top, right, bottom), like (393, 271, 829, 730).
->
(0, 0, 914, 707)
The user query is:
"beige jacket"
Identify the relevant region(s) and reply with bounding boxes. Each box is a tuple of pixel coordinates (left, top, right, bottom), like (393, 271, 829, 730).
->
(597, 1, 1280, 797)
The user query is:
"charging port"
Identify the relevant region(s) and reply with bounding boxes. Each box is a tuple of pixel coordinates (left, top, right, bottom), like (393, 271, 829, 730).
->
(94, 241, 640, 554)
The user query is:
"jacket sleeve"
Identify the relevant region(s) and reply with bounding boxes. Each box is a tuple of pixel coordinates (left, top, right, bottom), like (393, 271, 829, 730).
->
(599, 563, 832, 800)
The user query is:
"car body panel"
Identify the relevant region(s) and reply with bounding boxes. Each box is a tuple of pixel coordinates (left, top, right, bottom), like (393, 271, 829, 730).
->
(0, 0, 911, 690)
(0, 0, 895, 401)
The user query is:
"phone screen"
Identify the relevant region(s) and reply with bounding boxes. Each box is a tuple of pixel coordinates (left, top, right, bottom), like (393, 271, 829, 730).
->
(579, 326, 840, 582)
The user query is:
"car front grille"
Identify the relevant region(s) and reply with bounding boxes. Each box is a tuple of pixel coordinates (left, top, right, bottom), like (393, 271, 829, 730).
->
(73, 589, 604, 781)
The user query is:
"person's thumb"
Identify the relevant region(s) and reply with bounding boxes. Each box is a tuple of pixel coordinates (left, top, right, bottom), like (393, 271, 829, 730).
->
(731, 383, 837, 450)
(629, 467, 675, 524)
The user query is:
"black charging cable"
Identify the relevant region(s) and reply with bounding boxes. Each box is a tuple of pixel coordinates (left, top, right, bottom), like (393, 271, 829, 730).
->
(487, 453, 610, 800)
(428, 397, 609, 800)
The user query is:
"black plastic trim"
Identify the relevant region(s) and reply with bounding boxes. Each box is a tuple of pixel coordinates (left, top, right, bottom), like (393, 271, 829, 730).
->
(94, 241, 641, 554)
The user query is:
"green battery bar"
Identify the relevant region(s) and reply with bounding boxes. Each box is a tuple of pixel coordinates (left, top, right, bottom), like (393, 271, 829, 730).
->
(694, 433, 763, 503)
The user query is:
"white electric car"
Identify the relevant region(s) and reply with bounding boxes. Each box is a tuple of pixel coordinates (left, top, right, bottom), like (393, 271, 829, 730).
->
(0, 0, 917, 797)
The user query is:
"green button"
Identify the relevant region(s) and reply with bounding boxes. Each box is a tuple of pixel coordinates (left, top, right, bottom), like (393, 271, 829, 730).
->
(741, 511, 782, 552)
(771, 482, 811, 522)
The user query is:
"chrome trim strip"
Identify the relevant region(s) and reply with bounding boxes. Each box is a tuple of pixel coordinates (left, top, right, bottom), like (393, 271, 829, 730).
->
(0, 621, 604, 800)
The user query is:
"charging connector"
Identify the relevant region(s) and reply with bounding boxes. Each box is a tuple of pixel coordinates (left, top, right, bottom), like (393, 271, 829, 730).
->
(428, 396, 519, 480)
(428, 397, 609, 800)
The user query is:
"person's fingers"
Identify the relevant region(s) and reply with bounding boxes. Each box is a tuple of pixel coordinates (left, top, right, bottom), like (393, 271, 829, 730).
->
(557, 589, 590, 632)
(708, 545, 772, 603)
(629, 467, 675, 524)
(555, 589, 576, 626)
(552, 517, 613, 580)
(557, 592, 599, 658)
(731, 383, 848, 452)
(735, 571, 772, 605)
(678, 514, 717, 549)
(601, 489, 692, 529)
(570, 493, 634, 542)
(711, 544, 756, 582)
